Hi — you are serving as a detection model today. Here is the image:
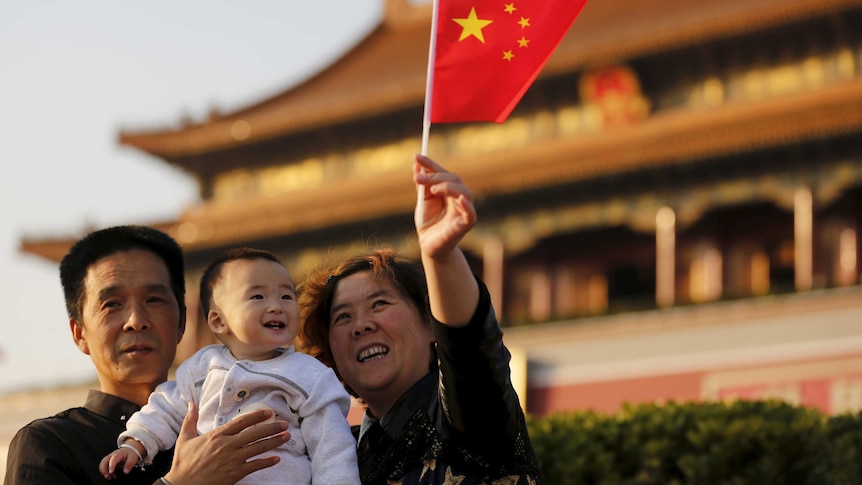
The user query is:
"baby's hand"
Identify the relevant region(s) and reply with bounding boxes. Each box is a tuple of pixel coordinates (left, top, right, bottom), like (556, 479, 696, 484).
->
(98, 445, 141, 479)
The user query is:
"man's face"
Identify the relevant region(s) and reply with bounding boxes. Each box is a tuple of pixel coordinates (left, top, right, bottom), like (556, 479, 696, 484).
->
(71, 249, 184, 404)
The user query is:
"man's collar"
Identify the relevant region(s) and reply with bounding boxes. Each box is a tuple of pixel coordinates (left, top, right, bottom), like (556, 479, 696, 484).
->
(84, 389, 144, 425)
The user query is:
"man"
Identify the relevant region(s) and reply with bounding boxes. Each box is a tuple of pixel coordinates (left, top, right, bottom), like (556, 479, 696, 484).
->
(5, 225, 288, 485)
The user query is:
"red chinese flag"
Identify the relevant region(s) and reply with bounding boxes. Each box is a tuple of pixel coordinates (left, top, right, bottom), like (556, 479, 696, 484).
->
(430, 0, 589, 123)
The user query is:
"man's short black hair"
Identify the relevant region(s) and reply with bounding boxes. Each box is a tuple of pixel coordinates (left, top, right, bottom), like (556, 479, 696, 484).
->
(59, 225, 186, 324)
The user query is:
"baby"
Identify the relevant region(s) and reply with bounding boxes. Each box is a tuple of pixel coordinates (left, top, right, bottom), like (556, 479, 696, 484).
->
(100, 247, 359, 484)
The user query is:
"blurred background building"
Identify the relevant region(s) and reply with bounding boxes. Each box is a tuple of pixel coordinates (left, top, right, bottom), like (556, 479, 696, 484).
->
(19, 0, 862, 420)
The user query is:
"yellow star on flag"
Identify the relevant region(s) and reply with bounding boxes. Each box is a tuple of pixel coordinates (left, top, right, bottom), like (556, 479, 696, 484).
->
(453, 7, 493, 43)
(502, 50, 515, 61)
(504, 3, 517, 14)
(518, 16, 531, 29)
(517, 36, 530, 48)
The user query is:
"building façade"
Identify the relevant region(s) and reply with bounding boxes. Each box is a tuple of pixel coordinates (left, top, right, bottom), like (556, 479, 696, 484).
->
(22, 0, 862, 417)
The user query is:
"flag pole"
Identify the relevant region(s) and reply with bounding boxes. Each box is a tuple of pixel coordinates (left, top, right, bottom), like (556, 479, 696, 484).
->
(422, 0, 440, 156)
(418, 0, 441, 223)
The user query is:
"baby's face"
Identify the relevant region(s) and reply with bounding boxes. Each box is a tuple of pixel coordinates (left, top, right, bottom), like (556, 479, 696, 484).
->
(210, 258, 299, 361)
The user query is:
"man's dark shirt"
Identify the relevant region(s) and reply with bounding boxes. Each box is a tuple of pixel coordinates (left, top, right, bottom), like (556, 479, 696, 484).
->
(4, 390, 172, 485)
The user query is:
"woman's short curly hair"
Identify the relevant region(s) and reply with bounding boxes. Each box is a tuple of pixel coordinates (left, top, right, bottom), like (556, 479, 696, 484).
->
(298, 247, 432, 397)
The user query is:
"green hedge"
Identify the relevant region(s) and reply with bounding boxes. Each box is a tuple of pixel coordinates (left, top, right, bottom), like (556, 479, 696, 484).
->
(526, 400, 862, 484)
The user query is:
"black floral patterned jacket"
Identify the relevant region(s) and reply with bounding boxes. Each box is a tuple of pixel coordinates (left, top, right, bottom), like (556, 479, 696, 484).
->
(354, 278, 540, 484)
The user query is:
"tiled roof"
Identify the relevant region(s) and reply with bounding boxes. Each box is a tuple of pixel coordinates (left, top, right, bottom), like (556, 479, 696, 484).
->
(118, 0, 860, 160)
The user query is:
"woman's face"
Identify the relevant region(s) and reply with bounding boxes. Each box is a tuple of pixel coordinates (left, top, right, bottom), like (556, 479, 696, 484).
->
(327, 271, 435, 415)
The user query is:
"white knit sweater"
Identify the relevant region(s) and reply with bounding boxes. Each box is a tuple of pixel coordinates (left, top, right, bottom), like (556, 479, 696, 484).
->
(120, 344, 359, 484)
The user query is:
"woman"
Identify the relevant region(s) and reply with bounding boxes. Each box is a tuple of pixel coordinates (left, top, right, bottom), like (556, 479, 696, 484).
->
(300, 155, 540, 484)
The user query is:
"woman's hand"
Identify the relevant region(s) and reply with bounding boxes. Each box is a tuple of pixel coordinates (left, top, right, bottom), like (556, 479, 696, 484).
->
(414, 154, 479, 326)
(414, 154, 477, 261)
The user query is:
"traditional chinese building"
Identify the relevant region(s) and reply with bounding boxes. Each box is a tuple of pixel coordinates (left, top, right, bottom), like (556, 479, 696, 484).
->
(22, 0, 862, 417)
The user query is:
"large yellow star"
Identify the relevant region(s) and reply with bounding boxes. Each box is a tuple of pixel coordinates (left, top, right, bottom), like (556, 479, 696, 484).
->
(453, 7, 493, 43)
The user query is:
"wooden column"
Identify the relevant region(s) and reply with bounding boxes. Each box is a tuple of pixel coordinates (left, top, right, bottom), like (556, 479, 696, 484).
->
(837, 227, 858, 286)
(176, 286, 201, 363)
(656, 206, 676, 308)
(794, 187, 813, 291)
(483, 236, 506, 321)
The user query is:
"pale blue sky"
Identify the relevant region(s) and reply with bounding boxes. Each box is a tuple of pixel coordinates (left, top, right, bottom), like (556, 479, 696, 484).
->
(0, 1, 385, 393)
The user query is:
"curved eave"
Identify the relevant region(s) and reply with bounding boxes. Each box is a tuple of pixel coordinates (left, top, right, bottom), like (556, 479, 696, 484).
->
(20, 239, 78, 264)
(119, 19, 430, 159)
(118, 0, 861, 162)
(19, 222, 178, 264)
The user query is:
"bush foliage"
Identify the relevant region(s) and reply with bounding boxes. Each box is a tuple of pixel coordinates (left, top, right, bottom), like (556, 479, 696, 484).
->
(526, 400, 862, 484)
